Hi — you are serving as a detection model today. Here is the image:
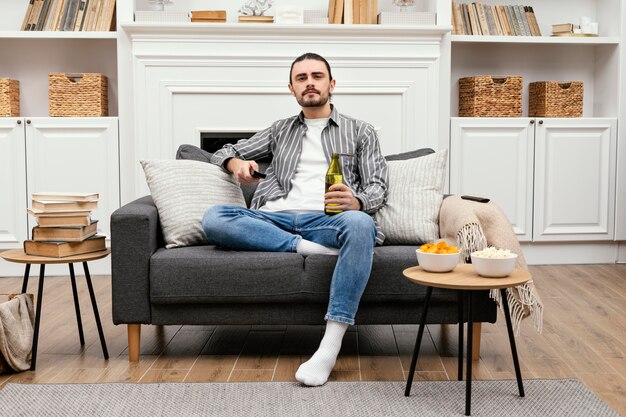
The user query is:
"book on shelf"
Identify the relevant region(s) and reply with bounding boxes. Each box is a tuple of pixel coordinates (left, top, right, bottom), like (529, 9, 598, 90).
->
(31, 192, 99, 202)
(32, 220, 98, 242)
(328, 0, 377, 25)
(475, 3, 490, 36)
(32, 199, 98, 212)
(21, 0, 35, 30)
(24, 235, 106, 258)
(237, 15, 273, 23)
(192, 9, 227, 22)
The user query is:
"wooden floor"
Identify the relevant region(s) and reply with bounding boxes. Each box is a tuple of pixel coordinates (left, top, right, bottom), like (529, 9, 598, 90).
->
(0, 264, 624, 415)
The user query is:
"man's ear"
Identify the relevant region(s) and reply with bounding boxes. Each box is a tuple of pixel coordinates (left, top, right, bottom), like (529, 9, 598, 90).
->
(329, 79, 336, 93)
(288, 83, 295, 96)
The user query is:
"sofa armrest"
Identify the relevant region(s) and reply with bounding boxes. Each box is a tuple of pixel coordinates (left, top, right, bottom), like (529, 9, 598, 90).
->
(111, 195, 160, 324)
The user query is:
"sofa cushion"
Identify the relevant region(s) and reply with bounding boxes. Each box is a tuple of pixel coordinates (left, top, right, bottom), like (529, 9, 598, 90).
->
(140, 159, 246, 248)
(150, 246, 305, 303)
(375, 149, 448, 245)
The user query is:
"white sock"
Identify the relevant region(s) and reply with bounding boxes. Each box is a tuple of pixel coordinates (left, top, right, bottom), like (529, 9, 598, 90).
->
(295, 321, 349, 386)
(296, 239, 339, 256)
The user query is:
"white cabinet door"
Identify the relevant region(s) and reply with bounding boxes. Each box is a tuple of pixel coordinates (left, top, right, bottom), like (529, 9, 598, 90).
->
(25, 118, 120, 239)
(533, 118, 617, 241)
(450, 118, 535, 241)
(0, 118, 27, 248)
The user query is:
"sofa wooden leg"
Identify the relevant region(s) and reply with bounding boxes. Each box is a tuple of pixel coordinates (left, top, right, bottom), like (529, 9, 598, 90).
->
(472, 322, 481, 361)
(128, 324, 141, 362)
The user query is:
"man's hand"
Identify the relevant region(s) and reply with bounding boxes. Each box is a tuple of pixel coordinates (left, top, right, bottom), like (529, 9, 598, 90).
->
(324, 184, 361, 212)
(226, 158, 261, 184)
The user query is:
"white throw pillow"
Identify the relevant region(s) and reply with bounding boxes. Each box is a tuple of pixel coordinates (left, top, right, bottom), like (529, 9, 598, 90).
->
(140, 159, 246, 248)
(375, 149, 448, 245)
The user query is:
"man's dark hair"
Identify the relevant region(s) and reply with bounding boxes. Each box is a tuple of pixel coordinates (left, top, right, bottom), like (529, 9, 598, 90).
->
(289, 53, 333, 84)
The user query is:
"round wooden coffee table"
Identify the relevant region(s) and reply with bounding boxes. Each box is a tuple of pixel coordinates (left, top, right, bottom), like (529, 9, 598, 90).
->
(0, 248, 110, 370)
(403, 263, 531, 416)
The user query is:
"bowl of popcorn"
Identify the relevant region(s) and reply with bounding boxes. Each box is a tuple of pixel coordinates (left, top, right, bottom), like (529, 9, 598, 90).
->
(416, 242, 460, 272)
(470, 247, 518, 278)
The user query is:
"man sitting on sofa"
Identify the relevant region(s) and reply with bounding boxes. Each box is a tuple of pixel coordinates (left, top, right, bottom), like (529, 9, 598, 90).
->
(202, 52, 388, 386)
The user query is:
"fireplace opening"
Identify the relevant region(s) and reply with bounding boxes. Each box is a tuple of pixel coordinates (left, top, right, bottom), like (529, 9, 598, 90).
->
(201, 131, 257, 154)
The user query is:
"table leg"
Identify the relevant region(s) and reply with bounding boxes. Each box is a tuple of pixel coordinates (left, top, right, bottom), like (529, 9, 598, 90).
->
(458, 290, 464, 381)
(465, 291, 473, 416)
(500, 288, 525, 397)
(83, 262, 109, 360)
(68, 263, 85, 346)
(21, 263, 31, 293)
(404, 286, 433, 397)
(30, 264, 46, 371)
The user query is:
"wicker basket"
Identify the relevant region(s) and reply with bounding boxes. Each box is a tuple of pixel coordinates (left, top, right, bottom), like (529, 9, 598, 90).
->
(459, 76, 523, 117)
(48, 73, 108, 117)
(528, 81, 583, 117)
(0, 78, 20, 117)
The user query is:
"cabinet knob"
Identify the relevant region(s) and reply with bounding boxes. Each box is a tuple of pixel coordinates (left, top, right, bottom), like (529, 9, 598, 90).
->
(538, 120, 544, 125)
(530, 120, 535, 124)
(17, 120, 22, 125)
(26, 119, 31, 124)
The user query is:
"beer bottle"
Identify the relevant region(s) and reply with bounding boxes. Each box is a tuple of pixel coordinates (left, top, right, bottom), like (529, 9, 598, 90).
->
(325, 153, 343, 215)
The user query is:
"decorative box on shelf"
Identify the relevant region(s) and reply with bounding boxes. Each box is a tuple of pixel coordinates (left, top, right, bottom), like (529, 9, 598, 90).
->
(377, 11, 436, 25)
(134, 11, 190, 22)
(0, 78, 20, 117)
(48, 73, 108, 117)
(529, 81, 583, 117)
(458, 75, 523, 117)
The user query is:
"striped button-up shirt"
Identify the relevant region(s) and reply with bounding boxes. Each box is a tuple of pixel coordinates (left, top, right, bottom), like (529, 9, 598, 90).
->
(210, 106, 389, 244)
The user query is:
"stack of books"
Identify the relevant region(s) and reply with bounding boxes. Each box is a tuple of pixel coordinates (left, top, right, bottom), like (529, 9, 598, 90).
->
(190, 10, 226, 23)
(24, 192, 105, 258)
(551, 23, 577, 36)
(238, 15, 274, 24)
(21, 0, 117, 32)
(451, 2, 541, 36)
(328, 0, 378, 24)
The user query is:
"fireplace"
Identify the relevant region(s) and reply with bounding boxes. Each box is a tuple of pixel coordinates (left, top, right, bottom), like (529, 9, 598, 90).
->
(124, 24, 448, 200)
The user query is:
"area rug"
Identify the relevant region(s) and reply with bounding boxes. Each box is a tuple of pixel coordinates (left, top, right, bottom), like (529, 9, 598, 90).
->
(0, 379, 619, 417)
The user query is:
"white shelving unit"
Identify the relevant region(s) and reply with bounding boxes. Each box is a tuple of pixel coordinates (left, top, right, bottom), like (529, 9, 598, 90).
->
(0, 0, 120, 275)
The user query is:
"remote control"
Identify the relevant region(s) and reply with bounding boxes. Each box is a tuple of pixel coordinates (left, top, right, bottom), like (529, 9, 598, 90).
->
(251, 170, 267, 179)
(461, 195, 490, 203)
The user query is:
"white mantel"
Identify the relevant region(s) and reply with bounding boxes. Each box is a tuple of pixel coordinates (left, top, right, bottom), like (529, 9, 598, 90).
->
(120, 23, 450, 199)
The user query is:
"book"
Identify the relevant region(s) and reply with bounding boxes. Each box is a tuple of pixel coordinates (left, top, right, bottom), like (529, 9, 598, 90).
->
(31, 191, 99, 201)
(32, 220, 98, 242)
(24, 235, 106, 257)
(32, 199, 98, 211)
(516, 5, 531, 36)
(497, 5, 511, 36)
(552, 23, 574, 33)
(343, 0, 353, 25)
(35, 214, 92, 227)
(237, 15, 273, 23)
(21, 0, 35, 30)
(28, 207, 92, 217)
(359, 0, 367, 24)
(73, 0, 88, 31)
(475, 3, 489, 36)
(191, 10, 226, 20)
(367, 0, 377, 24)
(468, 3, 481, 35)
(331, 0, 343, 24)
(527, 6, 541, 36)
(504, 5, 518, 36)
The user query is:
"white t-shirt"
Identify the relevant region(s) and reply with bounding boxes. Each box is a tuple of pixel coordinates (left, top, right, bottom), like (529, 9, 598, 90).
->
(261, 117, 329, 212)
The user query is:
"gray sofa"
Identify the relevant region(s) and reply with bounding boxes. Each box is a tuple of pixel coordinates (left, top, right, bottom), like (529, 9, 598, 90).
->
(111, 149, 497, 361)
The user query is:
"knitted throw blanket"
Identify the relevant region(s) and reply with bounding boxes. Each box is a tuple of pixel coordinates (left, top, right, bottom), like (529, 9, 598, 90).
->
(439, 195, 543, 335)
(0, 294, 34, 371)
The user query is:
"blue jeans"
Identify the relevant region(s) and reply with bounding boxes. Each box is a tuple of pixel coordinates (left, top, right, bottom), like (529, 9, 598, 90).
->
(202, 206, 377, 325)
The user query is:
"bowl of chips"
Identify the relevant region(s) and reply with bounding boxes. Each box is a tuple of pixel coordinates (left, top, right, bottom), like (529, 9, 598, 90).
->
(416, 241, 460, 273)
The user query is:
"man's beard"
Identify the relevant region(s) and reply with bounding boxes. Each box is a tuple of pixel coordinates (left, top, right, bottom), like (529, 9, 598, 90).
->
(296, 89, 331, 108)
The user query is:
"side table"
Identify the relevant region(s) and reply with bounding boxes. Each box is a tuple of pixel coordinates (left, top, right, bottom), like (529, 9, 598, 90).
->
(0, 248, 110, 370)
(403, 264, 530, 416)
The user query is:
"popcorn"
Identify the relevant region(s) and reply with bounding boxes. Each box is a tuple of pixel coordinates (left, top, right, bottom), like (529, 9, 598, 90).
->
(472, 247, 516, 259)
